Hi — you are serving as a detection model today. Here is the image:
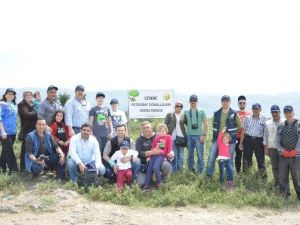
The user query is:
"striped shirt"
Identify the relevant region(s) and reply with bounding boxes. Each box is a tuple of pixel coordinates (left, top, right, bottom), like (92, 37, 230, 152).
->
(38, 99, 63, 125)
(64, 97, 91, 128)
(242, 115, 266, 138)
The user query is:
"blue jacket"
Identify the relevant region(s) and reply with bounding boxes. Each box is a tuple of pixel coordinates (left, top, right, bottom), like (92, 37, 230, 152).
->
(0, 101, 18, 135)
(24, 130, 55, 172)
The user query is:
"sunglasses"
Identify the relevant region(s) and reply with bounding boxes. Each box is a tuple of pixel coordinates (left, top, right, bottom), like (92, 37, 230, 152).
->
(176, 105, 183, 108)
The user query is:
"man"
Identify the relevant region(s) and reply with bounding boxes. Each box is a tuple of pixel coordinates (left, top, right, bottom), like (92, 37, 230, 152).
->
(184, 94, 208, 174)
(263, 105, 285, 187)
(136, 121, 174, 185)
(276, 105, 300, 201)
(24, 118, 65, 179)
(235, 95, 251, 173)
(239, 103, 266, 176)
(103, 124, 140, 182)
(67, 123, 106, 182)
(38, 85, 63, 125)
(206, 95, 241, 177)
(64, 85, 91, 136)
(89, 92, 113, 154)
(110, 98, 128, 137)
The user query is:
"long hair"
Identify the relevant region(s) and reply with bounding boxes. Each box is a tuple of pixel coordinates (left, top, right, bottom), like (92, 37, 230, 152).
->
(1, 93, 16, 105)
(50, 110, 65, 125)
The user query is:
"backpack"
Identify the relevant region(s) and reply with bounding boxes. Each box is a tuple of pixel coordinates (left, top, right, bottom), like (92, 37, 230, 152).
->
(78, 162, 99, 189)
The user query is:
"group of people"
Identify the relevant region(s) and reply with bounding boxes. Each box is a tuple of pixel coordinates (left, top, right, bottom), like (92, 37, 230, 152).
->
(0, 86, 299, 200)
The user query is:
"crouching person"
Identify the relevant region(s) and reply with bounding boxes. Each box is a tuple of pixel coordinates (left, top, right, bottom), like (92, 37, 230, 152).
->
(67, 123, 106, 182)
(110, 140, 138, 191)
(25, 117, 66, 179)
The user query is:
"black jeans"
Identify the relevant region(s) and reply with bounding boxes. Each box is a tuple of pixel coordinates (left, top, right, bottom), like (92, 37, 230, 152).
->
(235, 139, 242, 173)
(0, 135, 18, 173)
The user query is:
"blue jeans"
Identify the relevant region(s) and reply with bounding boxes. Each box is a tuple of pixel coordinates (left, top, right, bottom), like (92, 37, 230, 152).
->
(67, 158, 106, 181)
(206, 141, 236, 177)
(131, 158, 141, 182)
(144, 155, 165, 187)
(172, 140, 184, 172)
(187, 135, 204, 173)
(218, 159, 233, 182)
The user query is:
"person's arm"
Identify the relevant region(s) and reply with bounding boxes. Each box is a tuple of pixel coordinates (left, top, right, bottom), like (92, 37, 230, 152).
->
(263, 123, 269, 155)
(276, 124, 284, 154)
(37, 102, 45, 119)
(107, 116, 113, 138)
(239, 129, 245, 151)
(164, 113, 170, 126)
(200, 111, 208, 144)
(0, 121, 7, 140)
(94, 139, 103, 172)
(68, 136, 82, 165)
(19, 104, 37, 120)
(64, 101, 75, 136)
(103, 141, 112, 162)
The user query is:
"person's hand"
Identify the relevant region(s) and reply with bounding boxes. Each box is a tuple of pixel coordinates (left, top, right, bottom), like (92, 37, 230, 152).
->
(37, 158, 46, 167)
(47, 126, 52, 132)
(78, 162, 86, 174)
(264, 146, 269, 156)
(151, 148, 161, 155)
(107, 132, 113, 139)
(64, 140, 70, 146)
(69, 128, 75, 137)
(222, 127, 227, 133)
(239, 144, 244, 151)
(113, 165, 118, 174)
(59, 154, 65, 165)
(167, 151, 174, 159)
(281, 150, 290, 158)
(1, 131, 7, 140)
(200, 135, 206, 144)
(288, 149, 297, 158)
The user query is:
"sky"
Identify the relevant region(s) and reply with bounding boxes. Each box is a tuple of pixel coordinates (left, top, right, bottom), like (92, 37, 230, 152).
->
(0, 0, 300, 95)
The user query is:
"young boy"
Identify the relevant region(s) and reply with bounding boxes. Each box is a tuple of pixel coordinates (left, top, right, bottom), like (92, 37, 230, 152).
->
(217, 127, 234, 189)
(110, 140, 138, 192)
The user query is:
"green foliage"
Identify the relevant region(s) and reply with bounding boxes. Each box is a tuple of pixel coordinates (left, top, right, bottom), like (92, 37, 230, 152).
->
(58, 92, 71, 106)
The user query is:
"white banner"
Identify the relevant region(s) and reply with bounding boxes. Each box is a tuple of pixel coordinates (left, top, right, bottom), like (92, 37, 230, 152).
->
(128, 90, 174, 119)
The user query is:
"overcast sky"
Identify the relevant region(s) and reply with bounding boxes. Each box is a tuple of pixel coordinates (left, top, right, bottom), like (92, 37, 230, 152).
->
(0, 0, 299, 95)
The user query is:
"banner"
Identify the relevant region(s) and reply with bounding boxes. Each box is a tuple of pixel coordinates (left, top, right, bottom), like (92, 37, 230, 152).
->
(128, 90, 174, 118)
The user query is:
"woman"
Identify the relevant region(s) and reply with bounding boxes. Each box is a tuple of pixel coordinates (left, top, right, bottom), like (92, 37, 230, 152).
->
(18, 90, 37, 172)
(0, 88, 18, 173)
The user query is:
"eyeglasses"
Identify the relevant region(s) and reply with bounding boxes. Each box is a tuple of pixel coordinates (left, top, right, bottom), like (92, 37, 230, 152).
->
(176, 105, 183, 108)
(190, 100, 197, 103)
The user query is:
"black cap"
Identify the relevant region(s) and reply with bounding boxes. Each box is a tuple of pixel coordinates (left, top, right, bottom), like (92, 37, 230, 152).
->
(189, 94, 198, 102)
(252, 103, 261, 110)
(75, 85, 85, 92)
(5, 88, 16, 95)
(283, 105, 293, 113)
(270, 105, 280, 113)
(96, 92, 105, 98)
(47, 85, 58, 92)
(110, 98, 119, 104)
(238, 95, 246, 102)
(221, 95, 230, 101)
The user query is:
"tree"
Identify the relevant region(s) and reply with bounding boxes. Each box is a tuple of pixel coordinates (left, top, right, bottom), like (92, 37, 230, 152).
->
(58, 92, 71, 106)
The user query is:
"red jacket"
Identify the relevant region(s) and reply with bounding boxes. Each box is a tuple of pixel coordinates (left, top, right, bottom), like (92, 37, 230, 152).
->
(50, 122, 70, 154)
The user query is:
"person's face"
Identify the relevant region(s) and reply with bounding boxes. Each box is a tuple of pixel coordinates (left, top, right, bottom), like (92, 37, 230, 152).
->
(120, 147, 128, 155)
(142, 123, 153, 136)
(55, 112, 64, 123)
(35, 93, 41, 101)
(5, 92, 15, 102)
(81, 126, 92, 139)
(36, 119, 47, 133)
(221, 100, 231, 109)
(284, 111, 294, 121)
(47, 89, 57, 101)
(116, 126, 126, 138)
(252, 108, 261, 117)
(189, 100, 197, 108)
(238, 100, 246, 110)
(157, 128, 167, 136)
(223, 136, 230, 144)
(271, 111, 280, 120)
(96, 96, 105, 105)
(25, 93, 33, 103)
(175, 104, 183, 113)
(75, 90, 85, 100)
(111, 103, 118, 111)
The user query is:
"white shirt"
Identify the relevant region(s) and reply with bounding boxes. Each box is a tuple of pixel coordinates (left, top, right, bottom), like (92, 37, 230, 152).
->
(110, 149, 138, 170)
(264, 117, 285, 148)
(171, 113, 184, 140)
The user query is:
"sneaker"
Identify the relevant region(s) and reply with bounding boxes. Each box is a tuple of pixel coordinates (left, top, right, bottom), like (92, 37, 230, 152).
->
(226, 181, 235, 190)
(156, 183, 161, 190)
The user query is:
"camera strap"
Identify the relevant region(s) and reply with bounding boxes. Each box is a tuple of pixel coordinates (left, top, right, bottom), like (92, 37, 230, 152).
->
(189, 109, 198, 124)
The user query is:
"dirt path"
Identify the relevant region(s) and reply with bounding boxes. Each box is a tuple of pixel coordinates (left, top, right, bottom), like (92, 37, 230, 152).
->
(1, 189, 300, 225)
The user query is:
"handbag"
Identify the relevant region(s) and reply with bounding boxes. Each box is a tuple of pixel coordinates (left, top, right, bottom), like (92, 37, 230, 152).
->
(175, 136, 187, 147)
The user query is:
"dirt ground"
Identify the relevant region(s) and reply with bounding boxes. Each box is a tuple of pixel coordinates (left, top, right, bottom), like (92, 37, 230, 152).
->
(1, 188, 300, 225)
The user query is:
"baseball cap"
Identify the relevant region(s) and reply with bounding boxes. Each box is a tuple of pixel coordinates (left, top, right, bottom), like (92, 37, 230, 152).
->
(175, 100, 183, 107)
(5, 88, 16, 95)
(120, 140, 130, 149)
(96, 92, 105, 98)
(47, 85, 58, 92)
(238, 95, 246, 102)
(189, 94, 198, 102)
(110, 98, 119, 104)
(283, 105, 293, 113)
(75, 85, 85, 92)
(270, 105, 280, 113)
(252, 103, 261, 110)
(221, 95, 230, 101)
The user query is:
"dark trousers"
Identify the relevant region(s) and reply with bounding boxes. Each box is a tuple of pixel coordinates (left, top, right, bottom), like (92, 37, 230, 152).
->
(20, 140, 26, 172)
(243, 136, 265, 174)
(235, 139, 242, 173)
(96, 136, 108, 157)
(218, 159, 233, 182)
(144, 155, 164, 187)
(269, 148, 280, 186)
(0, 135, 18, 173)
(279, 156, 300, 199)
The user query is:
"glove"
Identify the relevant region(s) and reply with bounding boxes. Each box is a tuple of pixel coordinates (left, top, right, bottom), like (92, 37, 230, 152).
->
(288, 149, 297, 158)
(281, 150, 290, 158)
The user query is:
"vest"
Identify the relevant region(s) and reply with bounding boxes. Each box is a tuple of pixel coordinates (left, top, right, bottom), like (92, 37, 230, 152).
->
(24, 130, 54, 173)
(110, 136, 131, 157)
(213, 108, 238, 144)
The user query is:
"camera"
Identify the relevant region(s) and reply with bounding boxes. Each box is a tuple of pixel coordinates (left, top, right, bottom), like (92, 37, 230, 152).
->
(38, 154, 49, 161)
(191, 124, 198, 129)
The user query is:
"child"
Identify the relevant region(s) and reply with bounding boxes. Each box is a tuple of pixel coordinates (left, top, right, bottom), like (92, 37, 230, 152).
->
(110, 140, 138, 192)
(33, 91, 41, 112)
(217, 127, 234, 189)
(50, 110, 70, 156)
(143, 123, 172, 190)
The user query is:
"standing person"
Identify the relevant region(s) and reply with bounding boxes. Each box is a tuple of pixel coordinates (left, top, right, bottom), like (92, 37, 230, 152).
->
(184, 94, 208, 174)
(206, 95, 240, 177)
(18, 90, 37, 172)
(38, 85, 63, 126)
(136, 121, 174, 186)
(110, 140, 138, 192)
(64, 85, 91, 136)
(110, 98, 128, 137)
(143, 123, 172, 190)
(239, 103, 266, 176)
(33, 91, 42, 112)
(89, 92, 113, 154)
(235, 95, 251, 173)
(263, 105, 285, 188)
(164, 101, 186, 172)
(217, 127, 234, 189)
(50, 110, 71, 156)
(24, 118, 66, 179)
(0, 88, 18, 173)
(276, 105, 300, 201)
